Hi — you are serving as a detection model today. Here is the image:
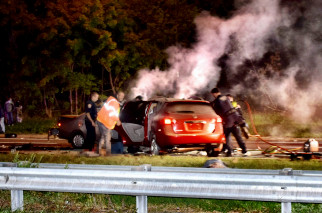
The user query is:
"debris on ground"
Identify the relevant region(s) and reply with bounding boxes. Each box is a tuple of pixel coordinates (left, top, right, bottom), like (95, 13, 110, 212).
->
(203, 159, 228, 168)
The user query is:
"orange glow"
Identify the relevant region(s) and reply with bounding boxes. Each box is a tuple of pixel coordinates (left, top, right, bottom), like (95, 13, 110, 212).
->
(58, 123, 61, 127)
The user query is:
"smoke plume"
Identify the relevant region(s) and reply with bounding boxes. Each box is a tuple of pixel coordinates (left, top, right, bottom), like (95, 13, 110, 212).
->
(130, 0, 322, 121)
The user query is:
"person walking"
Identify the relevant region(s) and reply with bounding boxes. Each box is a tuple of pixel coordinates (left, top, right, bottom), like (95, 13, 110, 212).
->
(85, 92, 99, 150)
(211, 88, 249, 157)
(5, 97, 14, 126)
(0, 103, 5, 133)
(97, 96, 121, 156)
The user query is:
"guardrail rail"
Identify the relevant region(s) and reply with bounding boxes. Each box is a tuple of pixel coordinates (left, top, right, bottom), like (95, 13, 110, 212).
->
(1, 162, 322, 213)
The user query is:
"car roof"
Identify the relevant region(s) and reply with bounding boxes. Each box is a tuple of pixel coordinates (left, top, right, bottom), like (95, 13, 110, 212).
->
(148, 97, 209, 104)
(60, 113, 85, 118)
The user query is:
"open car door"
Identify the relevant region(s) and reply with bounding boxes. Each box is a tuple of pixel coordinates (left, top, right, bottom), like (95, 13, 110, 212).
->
(119, 101, 149, 143)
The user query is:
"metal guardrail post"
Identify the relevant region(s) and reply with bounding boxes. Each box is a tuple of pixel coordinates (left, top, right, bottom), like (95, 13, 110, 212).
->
(132, 164, 151, 213)
(11, 190, 23, 212)
(0, 162, 23, 212)
(136, 195, 148, 213)
(281, 202, 292, 213)
(279, 168, 293, 213)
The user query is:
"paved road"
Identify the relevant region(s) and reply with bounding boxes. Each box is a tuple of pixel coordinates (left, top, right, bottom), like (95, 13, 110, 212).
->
(0, 134, 321, 154)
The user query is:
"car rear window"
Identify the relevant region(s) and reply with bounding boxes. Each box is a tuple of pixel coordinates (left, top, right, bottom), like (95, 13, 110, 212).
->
(165, 102, 216, 115)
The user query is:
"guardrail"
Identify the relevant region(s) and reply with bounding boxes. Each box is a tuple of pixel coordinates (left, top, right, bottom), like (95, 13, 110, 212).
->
(1, 163, 322, 213)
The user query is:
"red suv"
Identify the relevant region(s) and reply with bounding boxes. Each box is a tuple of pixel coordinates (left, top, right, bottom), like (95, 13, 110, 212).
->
(117, 98, 225, 156)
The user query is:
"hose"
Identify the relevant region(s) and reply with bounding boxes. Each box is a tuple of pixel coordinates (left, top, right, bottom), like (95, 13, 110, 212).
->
(243, 101, 297, 155)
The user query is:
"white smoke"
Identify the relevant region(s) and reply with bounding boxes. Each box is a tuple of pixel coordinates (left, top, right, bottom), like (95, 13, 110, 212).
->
(235, 0, 322, 122)
(130, 0, 322, 121)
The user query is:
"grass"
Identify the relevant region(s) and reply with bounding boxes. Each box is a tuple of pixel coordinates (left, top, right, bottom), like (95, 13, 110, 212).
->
(5, 118, 57, 134)
(0, 153, 321, 212)
(244, 111, 322, 137)
(0, 153, 322, 170)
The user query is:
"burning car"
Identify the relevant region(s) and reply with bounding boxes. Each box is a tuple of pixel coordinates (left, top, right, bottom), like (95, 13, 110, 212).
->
(119, 98, 225, 156)
(57, 98, 225, 156)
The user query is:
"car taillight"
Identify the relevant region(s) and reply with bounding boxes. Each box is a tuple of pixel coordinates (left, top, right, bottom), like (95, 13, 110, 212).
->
(58, 123, 62, 127)
(216, 117, 222, 123)
(164, 118, 172, 125)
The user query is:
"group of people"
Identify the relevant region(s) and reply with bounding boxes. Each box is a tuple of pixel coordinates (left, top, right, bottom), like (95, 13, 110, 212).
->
(210, 88, 250, 157)
(0, 97, 23, 133)
(85, 91, 126, 156)
(84, 88, 249, 157)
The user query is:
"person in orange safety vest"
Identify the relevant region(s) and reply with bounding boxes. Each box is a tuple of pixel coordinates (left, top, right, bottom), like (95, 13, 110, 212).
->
(97, 96, 121, 156)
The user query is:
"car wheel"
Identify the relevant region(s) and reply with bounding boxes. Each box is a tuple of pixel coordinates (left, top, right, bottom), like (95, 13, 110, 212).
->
(150, 134, 161, 155)
(206, 147, 220, 157)
(71, 133, 85, 148)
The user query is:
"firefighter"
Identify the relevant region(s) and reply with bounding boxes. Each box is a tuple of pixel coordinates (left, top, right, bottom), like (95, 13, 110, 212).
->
(85, 92, 99, 151)
(226, 94, 250, 139)
(211, 88, 249, 157)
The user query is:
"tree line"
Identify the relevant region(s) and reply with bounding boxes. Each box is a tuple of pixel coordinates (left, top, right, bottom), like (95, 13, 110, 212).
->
(0, 0, 235, 117)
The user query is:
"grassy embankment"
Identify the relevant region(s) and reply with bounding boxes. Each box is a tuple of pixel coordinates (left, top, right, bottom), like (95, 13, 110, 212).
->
(5, 111, 322, 138)
(0, 153, 321, 213)
(245, 111, 322, 138)
(5, 118, 57, 134)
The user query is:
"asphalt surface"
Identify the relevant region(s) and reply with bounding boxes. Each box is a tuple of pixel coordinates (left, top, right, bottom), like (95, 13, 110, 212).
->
(0, 134, 321, 158)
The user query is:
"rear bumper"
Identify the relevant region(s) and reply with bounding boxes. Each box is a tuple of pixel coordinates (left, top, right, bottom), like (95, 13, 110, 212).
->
(156, 131, 225, 148)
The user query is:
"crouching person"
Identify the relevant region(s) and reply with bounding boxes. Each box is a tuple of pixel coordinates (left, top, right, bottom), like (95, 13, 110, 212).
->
(97, 96, 121, 156)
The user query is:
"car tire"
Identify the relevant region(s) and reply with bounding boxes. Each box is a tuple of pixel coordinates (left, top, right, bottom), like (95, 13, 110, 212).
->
(206, 147, 220, 157)
(70, 133, 85, 149)
(150, 134, 161, 155)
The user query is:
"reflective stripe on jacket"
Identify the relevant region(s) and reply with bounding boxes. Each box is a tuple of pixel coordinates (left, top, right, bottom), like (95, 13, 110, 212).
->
(97, 96, 120, 129)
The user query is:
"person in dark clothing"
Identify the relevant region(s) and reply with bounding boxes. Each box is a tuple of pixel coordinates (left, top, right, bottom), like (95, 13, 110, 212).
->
(226, 94, 250, 139)
(211, 88, 249, 157)
(85, 92, 99, 150)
